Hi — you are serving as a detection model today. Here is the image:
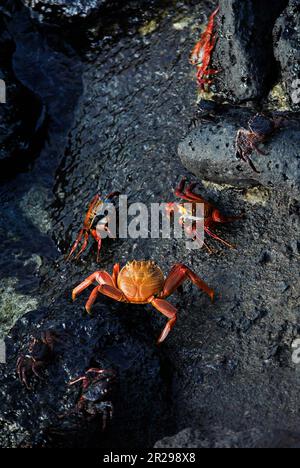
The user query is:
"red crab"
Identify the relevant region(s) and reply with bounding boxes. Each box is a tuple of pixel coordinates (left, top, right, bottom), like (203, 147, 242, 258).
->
(166, 178, 243, 252)
(72, 260, 214, 344)
(17, 330, 59, 389)
(67, 192, 120, 262)
(235, 113, 283, 173)
(69, 368, 116, 430)
(190, 6, 220, 90)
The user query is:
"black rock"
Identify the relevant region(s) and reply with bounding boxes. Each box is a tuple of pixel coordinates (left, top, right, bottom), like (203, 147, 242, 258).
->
(213, 0, 288, 103)
(273, 0, 300, 111)
(179, 108, 300, 195)
(21, 0, 157, 24)
(0, 13, 47, 180)
(154, 427, 300, 449)
(21, 0, 111, 20)
(0, 300, 168, 448)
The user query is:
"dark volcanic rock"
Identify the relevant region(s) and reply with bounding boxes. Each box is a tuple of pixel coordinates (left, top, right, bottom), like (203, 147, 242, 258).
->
(154, 427, 300, 449)
(154, 427, 264, 449)
(273, 0, 300, 111)
(22, 0, 110, 20)
(1, 0, 300, 450)
(21, 0, 157, 24)
(0, 13, 47, 180)
(214, 0, 288, 103)
(179, 109, 300, 195)
(7, 10, 83, 130)
(0, 299, 168, 448)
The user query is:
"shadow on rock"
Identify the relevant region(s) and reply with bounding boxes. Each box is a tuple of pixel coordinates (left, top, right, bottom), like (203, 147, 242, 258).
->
(213, 0, 288, 103)
(0, 298, 172, 448)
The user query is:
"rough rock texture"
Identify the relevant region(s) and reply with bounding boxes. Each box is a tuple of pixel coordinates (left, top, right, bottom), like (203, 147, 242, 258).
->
(22, 0, 111, 20)
(0, 12, 46, 179)
(1, 0, 300, 449)
(21, 0, 157, 24)
(155, 427, 300, 449)
(214, 0, 288, 103)
(274, 0, 300, 111)
(179, 108, 300, 195)
(0, 300, 168, 448)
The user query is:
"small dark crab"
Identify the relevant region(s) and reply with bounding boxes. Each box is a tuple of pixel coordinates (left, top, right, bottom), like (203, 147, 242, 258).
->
(69, 368, 116, 430)
(235, 113, 283, 173)
(17, 330, 59, 389)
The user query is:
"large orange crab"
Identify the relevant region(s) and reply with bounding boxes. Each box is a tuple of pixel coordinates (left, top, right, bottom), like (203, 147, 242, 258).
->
(166, 178, 243, 252)
(67, 192, 119, 262)
(190, 6, 220, 90)
(72, 260, 214, 344)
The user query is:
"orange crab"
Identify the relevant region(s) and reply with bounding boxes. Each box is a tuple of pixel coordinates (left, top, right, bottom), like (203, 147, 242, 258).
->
(166, 178, 243, 252)
(67, 192, 119, 262)
(190, 6, 220, 90)
(72, 260, 214, 344)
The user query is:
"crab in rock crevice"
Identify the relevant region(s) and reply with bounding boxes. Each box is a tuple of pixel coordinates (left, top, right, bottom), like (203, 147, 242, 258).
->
(69, 368, 116, 431)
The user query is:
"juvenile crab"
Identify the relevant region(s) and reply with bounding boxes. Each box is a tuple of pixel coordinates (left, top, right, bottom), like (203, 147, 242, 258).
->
(17, 330, 59, 389)
(190, 6, 220, 91)
(166, 178, 243, 252)
(235, 113, 283, 173)
(72, 260, 214, 344)
(67, 191, 120, 262)
(69, 368, 116, 431)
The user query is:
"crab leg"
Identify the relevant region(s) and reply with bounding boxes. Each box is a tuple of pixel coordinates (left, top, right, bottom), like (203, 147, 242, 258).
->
(67, 229, 86, 260)
(86, 368, 116, 377)
(212, 210, 243, 224)
(161, 263, 214, 302)
(175, 179, 207, 204)
(85, 286, 102, 313)
(69, 376, 88, 386)
(31, 363, 44, 380)
(251, 142, 268, 156)
(20, 368, 30, 390)
(75, 231, 89, 260)
(112, 263, 120, 287)
(205, 227, 235, 249)
(205, 69, 219, 76)
(90, 229, 102, 262)
(151, 298, 178, 344)
(106, 191, 121, 201)
(72, 271, 116, 301)
(97, 284, 126, 303)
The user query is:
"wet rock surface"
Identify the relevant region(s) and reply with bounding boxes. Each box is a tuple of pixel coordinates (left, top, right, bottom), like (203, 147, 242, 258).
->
(22, 0, 112, 21)
(274, 0, 300, 111)
(21, 0, 159, 25)
(0, 11, 46, 179)
(213, 0, 288, 103)
(0, 300, 168, 448)
(0, 0, 300, 449)
(155, 427, 300, 449)
(179, 108, 300, 194)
